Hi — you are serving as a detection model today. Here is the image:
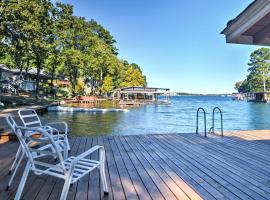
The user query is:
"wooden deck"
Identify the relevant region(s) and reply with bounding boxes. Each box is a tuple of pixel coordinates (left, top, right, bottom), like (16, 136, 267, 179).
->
(1, 131, 270, 199)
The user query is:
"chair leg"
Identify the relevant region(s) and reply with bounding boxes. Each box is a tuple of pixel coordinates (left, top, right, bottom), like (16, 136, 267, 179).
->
(60, 177, 72, 200)
(7, 151, 24, 190)
(65, 136, 70, 151)
(14, 161, 31, 200)
(99, 149, 108, 194)
(63, 144, 68, 160)
(9, 146, 22, 174)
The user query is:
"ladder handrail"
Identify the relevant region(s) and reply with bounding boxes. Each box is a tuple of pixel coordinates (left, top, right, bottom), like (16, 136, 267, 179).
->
(196, 107, 207, 137)
(209, 107, 223, 136)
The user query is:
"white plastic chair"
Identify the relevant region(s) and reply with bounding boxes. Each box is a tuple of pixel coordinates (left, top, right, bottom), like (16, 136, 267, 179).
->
(5, 116, 68, 190)
(18, 109, 70, 151)
(6, 116, 108, 200)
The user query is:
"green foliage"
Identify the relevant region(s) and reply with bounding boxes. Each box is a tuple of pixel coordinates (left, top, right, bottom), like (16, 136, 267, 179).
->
(57, 88, 69, 97)
(75, 78, 85, 95)
(235, 48, 270, 93)
(101, 75, 113, 93)
(89, 19, 118, 55)
(0, 0, 147, 97)
(120, 64, 147, 87)
(1, 0, 55, 94)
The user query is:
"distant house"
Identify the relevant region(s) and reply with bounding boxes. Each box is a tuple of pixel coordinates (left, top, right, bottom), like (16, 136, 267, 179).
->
(0, 64, 49, 92)
(53, 79, 70, 89)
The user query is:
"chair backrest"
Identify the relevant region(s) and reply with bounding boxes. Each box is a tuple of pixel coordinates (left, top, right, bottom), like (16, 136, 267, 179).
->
(18, 109, 42, 128)
(6, 115, 17, 133)
(6, 115, 67, 174)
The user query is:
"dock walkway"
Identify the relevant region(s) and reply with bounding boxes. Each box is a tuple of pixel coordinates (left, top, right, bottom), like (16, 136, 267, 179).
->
(1, 131, 270, 199)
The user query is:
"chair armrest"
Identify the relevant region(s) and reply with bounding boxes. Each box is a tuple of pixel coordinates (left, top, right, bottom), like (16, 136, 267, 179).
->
(18, 126, 60, 140)
(74, 145, 104, 162)
(69, 145, 104, 171)
(45, 122, 68, 135)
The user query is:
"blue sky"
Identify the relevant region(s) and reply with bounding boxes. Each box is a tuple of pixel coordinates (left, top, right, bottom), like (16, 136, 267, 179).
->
(58, 0, 258, 94)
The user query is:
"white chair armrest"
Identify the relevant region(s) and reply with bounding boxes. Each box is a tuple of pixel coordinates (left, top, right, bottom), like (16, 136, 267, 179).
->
(45, 122, 68, 135)
(69, 145, 104, 171)
(18, 126, 60, 140)
(74, 145, 103, 162)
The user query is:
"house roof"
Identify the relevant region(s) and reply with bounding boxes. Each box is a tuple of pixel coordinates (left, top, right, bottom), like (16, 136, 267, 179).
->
(0, 64, 50, 78)
(221, 1, 256, 34)
(221, 0, 270, 46)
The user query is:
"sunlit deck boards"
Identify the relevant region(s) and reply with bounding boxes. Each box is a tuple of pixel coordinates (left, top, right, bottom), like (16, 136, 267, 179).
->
(1, 131, 270, 199)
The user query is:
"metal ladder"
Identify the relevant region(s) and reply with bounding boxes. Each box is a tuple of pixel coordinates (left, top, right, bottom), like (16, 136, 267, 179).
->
(209, 107, 223, 136)
(196, 107, 207, 137)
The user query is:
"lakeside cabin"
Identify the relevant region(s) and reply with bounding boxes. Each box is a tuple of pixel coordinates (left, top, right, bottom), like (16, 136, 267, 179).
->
(0, 64, 49, 92)
(113, 86, 170, 106)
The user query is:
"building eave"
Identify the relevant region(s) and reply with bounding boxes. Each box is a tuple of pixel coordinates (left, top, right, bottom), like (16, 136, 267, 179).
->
(221, 0, 270, 46)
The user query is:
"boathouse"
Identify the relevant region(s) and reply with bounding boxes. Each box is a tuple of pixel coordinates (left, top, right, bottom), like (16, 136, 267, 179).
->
(113, 86, 170, 106)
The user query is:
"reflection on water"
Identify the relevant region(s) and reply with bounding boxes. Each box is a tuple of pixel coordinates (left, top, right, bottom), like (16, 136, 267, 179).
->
(42, 96, 270, 136)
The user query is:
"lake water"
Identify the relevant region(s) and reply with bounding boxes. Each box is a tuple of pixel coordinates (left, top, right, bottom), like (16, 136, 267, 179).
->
(42, 96, 270, 136)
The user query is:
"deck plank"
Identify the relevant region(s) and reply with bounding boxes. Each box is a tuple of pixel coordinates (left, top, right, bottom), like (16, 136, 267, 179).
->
(1, 131, 270, 199)
(87, 137, 101, 200)
(119, 136, 165, 200)
(113, 136, 152, 200)
(74, 137, 93, 200)
(133, 135, 203, 200)
(97, 136, 113, 200)
(157, 134, 267, 199)
(142, 135, 224, 200)
(173, 134, 270, 195)
(103, 137, 126, 200)
(109, 137, 139, 200)
(128, 135, 190, 200)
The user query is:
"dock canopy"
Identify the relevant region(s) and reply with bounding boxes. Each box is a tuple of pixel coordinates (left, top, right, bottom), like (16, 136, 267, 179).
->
(113, 86, 170, 106)
(113, 86, 170, 94)
(221, 0, 270, 46)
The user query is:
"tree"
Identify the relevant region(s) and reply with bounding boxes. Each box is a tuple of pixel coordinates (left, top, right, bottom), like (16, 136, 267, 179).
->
(101, 75, 113, 94)
(120, 65, 147, 87)
(0, 0, 148, 97)
(45, 52, 62, 94)
(234, 80, 250, 93)
(248, 48, 270, 92)
(235, 48, 270, 93)
(89, 19, 118, 55)
(0, 1, 33, 77)
(57, 10, 87, 96)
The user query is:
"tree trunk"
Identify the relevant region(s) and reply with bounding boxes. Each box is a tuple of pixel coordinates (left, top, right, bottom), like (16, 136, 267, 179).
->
(24, 59, 30, 80)
(50, 66, 56, 95)
(91, 77, 94, 95)
(69, 69, 77, 97)
(35, 54, 41, 98)
(50, 74, 54, 95)
(100, 69, 103, 84)
(71, 78, 76, 97)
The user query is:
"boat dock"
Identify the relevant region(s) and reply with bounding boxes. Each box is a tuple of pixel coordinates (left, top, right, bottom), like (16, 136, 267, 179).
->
(1, 130, 270, 199)
(113, 87, 170, 106)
